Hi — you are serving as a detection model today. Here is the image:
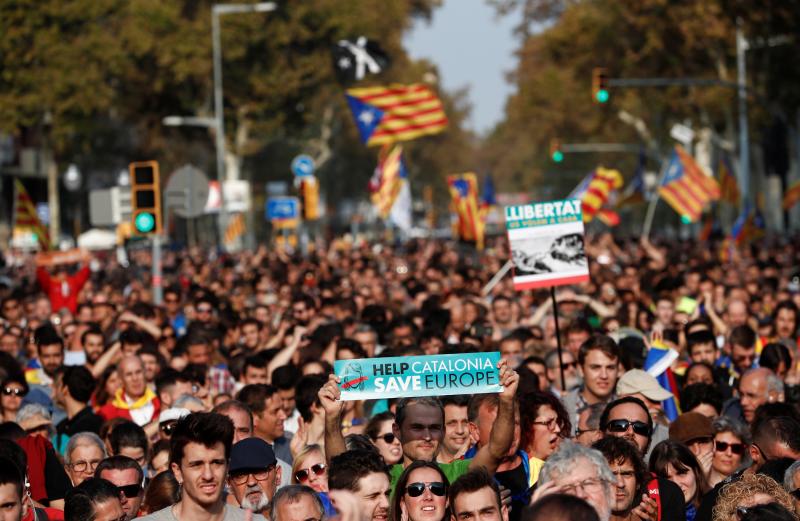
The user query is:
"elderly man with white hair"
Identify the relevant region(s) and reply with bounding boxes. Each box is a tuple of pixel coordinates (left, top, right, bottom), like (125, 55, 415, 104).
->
(532, 440, 615, 521)
(98, 355, 160, 426)
(784, 460, 800, 513)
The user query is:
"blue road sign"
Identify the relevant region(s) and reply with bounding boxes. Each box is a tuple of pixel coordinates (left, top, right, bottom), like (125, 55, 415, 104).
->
(266, 197, 300, 220)
(291, 154, 315, 178)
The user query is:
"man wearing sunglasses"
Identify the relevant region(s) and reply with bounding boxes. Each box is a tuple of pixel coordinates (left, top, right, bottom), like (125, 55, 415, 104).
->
(227, 438, 281, 515)
(64, 477, 126, 521)
(95, 456, 144, 521)
(599, 397, 689, 521)
(158, 408, 190, 440)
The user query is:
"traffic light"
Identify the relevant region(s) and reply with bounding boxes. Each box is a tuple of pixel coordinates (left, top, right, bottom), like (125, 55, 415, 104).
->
(129, 161, 162, 235)
(550, 139, 564, 163)
(592, 67, 610, 103)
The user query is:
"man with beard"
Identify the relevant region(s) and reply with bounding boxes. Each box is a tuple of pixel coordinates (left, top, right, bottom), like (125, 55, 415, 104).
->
(328, 450, 390, 521)
(227, 438, 281, 515)
(138, 412, 266, 520)
(592, 437, 659, 521)
(81, 326, 105, 367)
(26, 326, 64, 386)
(598, 397, 686, 520)
(544, 349, 580, 397)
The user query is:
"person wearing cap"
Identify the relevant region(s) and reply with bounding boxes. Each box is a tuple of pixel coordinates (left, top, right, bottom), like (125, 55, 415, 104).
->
(668, 412, 714, 475)
(615, 369, 672, 457)
(158, 408, 191, 441)
(227, 438, 282, 515)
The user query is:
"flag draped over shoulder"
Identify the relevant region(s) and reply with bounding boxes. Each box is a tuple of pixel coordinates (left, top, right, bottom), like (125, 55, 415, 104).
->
(658, 146, 720, 222)
(448, 173, 484, 249)
(718, 154, 739, 205)
(569, 167, 623, 223)
(369, 144, 407, 219)
(783, 179, 800, 210)
(346, 84, 448, 146)
(14, 179, 51, 250)
(644, 340, 681, 422)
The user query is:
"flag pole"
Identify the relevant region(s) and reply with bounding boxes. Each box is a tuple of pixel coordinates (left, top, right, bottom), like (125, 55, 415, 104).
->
(550, 286, 566, 391)
(481, 260, 513, 297)
(642, 155, 670, 239)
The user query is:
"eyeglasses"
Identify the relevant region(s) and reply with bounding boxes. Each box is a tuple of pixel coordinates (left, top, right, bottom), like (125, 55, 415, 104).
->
(295, 463, 326, 483)
(605, 419, 652, 437)
(160, 421, 177, 436)
(406, 482, 447, 497)
(575, 427, 599, 438)
(715, 440, 746, 455)
(230, 467, 275, 485)
(196, 306, 212, 313)
(375, 433, 396, 444)
(2, 387, 25, 397)
(117, 484, 141, 498)
(69, 459, 102, 473)
(532, 418, 559, 431)
(560, 478, 606, 495)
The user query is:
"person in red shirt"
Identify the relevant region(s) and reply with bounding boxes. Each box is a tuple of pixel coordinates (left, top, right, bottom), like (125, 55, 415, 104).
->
(98, 356, 160, 429)
(35, 250, 91, 315)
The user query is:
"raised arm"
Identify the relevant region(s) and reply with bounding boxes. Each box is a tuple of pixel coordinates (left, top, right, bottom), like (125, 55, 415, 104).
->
(469, 360, 519, 474)
(319, 374, 346, 463)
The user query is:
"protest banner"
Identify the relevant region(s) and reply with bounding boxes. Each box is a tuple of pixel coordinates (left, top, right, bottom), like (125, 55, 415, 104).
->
(505, 198, 589, 290)
(334, 352, 502, 401)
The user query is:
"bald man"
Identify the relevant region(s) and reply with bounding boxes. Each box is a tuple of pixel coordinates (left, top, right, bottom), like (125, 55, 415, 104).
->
(738, 368, 784, 424)
(99, 355, 161, 426)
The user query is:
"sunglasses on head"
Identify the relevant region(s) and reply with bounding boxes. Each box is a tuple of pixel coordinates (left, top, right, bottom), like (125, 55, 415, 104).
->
(2, 387, 25, 397)
(605, 419, 652, 437)
(715, 440, 746, 455)
(160, 421, 177, 436)
(406, 482, 447, 498)
(295, 463, 326, 483)
(117, 484, 141, 498)
(376, 433, 396, 444)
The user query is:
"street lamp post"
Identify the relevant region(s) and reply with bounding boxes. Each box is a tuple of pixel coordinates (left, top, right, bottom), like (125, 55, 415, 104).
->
(212, 2, 276, 247)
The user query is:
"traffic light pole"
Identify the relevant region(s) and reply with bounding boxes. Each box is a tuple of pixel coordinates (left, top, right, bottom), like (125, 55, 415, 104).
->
(152, 234, 163, 305)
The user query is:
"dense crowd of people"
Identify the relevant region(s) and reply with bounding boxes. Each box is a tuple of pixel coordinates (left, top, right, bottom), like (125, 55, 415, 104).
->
(0, 233, 798, 521)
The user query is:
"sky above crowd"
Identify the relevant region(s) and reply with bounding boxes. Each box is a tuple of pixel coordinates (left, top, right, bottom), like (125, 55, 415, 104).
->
(404, 0, 522, 136)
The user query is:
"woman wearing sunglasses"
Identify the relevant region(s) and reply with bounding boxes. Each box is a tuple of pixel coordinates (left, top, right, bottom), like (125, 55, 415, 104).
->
(649, 440, 709, 521)
(0, 374, 28, 422)
(708, 416, 751, 488)
(292, 444, 329, 493)
(391, 460, 449, 521)
(367, 412, 403, 465)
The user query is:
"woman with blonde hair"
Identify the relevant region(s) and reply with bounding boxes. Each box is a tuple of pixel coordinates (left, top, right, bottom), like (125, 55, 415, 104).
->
(291, 444, 328, 494)
(712, 473, 796, 521)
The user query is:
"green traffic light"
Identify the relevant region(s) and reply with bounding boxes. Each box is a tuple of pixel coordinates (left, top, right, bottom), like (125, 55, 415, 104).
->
(596, 89, 610, 103)
(552, 150, 564, 163)
(135, 212, 155, 233)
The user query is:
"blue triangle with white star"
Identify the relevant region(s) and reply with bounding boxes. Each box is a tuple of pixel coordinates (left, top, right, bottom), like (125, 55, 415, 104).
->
(346, 95, 384, 144)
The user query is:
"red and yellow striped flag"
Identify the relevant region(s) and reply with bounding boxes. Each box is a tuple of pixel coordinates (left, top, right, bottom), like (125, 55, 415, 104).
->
(783, 179, 800, 210)
(14, 179, 51, 250)
(658, 146, 720, 222)
(447, 173, 484, 250)
(346, 84, 448, 146)
(224, 213, 245, 245)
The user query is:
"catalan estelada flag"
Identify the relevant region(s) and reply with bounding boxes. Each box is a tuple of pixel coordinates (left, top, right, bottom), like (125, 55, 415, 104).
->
(718, 154, 739, 205)
(783, 179, 800, 210)
(369, 144, 407, 219)
(14, 179, 51, 250)
(645, 340, 681, 422)
(568, 167, 623, 222)
(346, 84, 448, 146)
(658, 146, 720, 222)
(448, 173, 484, 250)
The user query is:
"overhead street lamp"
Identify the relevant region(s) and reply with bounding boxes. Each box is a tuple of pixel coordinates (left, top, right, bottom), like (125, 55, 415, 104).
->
(211, 2, 277, 247)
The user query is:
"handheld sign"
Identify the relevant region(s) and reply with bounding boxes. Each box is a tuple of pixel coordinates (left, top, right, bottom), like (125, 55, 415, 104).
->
(505, 198, 589, 290)
(334, 352, 502, 401)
